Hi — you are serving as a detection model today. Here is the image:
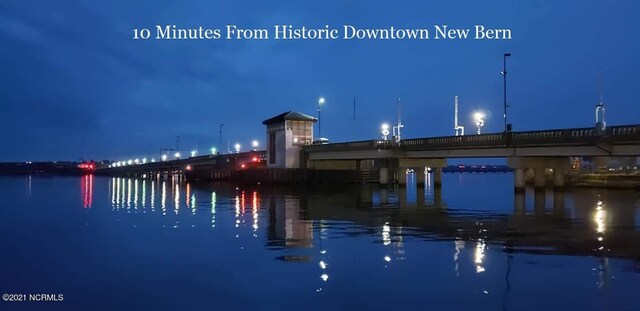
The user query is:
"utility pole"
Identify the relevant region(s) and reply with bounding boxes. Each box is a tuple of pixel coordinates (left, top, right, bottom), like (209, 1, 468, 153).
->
(219, 124, 224, 154)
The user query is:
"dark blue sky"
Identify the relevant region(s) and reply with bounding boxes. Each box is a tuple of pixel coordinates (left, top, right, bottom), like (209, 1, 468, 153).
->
(1, 0, 639, 161)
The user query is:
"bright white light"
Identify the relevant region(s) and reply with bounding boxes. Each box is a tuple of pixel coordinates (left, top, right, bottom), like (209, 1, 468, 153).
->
(381, 123, 390, 140)
(127, 159, 133, 165)
(319, 261, 327, 269)
(211, 147, 217, 155)
(252, 140, 259, 149)
(319, 97, 325, 105)
(320, 274, 329, 281)
(384, 256, 391, 262)
(134, 158, 140, 164)
(161, 154, 168, 161)
(142, 158, 147, 164)
(174, 152, 181, 159)
(234, 143, 241, 153)
(151, 158, 156, 163)
(190, 150, 197, 157)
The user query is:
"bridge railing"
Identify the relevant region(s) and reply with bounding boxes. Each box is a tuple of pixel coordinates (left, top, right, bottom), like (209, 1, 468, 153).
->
(305, 125, 640, 153)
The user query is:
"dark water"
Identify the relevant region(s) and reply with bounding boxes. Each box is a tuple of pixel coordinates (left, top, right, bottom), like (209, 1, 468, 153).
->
(1, 173, 639, 310)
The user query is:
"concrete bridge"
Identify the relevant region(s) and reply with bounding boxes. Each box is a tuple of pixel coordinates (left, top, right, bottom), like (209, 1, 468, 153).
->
(301, 124, 640, 190)
(98, 123, 640, 191)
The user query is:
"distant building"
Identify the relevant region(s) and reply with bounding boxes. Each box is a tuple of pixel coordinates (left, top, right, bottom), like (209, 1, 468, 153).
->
(262, 111, 317, 168)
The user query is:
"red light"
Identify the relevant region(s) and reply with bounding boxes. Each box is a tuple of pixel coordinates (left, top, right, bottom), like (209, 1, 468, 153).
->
(241, 164, 246, 168)
(252, 157, 258, 162)
(186, 165, 192, 171)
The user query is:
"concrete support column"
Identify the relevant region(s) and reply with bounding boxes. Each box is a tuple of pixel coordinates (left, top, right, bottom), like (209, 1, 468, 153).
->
(534, 168, 546, 188)
(379, 167, 389, 185)
(514, 168, 525, 192)
(433, 168, 442, 188)
(416, 167, 426, 186)
(398, 169, 407, 187)
(552, 169, 565, 189)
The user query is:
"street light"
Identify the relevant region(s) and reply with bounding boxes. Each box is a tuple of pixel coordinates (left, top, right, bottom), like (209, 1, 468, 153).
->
(318, 97, 325, 138)
(234, 143, 241, 153)
(501, 53, 511, 132)
(161, 154, 168, 161)
(190, 150, 197, 157)
(252, 140, 259, 151)
(474, 112, 485, 135)
(381, 123, 390, 140)
(211, 147, 217, 155)
(174, 152, 181, 159)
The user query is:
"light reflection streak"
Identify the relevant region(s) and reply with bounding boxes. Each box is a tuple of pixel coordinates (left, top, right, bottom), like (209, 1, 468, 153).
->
(141, 180, 146, 208)
(150, 180, 155, 211)
(252, 191, 259, 232)
(211, 192, 217, 228)
(454, 240, 465, 276)
(126, 179, 132, 209)
(81, 174, 93, 208)
(174, 184, 180, 214)
(111, 177, 116, 208)
(134, 179, 139, 210)
(161, 181, 167, 216)
(475, 239, 486, 273)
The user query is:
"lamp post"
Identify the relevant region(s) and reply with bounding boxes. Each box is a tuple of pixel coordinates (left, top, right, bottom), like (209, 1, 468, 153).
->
(501, 53, 511, 132)
(318, 97, 325, 138)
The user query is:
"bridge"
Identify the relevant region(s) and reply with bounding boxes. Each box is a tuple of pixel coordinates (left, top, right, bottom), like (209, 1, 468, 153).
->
(302, 124, 640, 190)
(99, 122, 640, 192)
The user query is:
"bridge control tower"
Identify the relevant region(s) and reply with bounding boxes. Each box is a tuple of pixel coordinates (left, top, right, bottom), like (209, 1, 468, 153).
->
(263, 111, 317, 168)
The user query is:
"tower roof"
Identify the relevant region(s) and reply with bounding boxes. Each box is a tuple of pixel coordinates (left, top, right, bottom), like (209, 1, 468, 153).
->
(262, 111, 317, 125)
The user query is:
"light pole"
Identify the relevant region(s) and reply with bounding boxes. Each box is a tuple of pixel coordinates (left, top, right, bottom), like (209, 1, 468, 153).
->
(318, 97, 325, 138)
(219, 124, 224, 154)
(501, 53, 511, 132)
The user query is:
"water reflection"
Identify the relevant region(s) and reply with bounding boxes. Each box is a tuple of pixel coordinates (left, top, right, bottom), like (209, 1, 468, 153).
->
(99, 176, 640, 297)
(80, 174, 93, 208)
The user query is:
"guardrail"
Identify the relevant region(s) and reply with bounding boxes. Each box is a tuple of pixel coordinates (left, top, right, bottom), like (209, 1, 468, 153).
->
(303, 125, 640, 153)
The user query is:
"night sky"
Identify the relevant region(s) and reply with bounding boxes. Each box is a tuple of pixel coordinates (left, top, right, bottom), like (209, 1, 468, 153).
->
(1, 1, 639, 161)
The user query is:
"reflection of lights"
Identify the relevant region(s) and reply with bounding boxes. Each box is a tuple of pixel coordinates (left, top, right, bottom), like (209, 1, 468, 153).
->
(319, 261, 327, 269)
(141, 180, 146, 208)
(134, 179, 139, 209)
(81, 174, 94, 208)
(174, 184, 180, 214)
(384, 256, 391, 262)
(126, 179, 132, 209)
(594, 200, 606, 234)
(475, 239, 486, 273)
(150, 180, 155, 211)
(454, 240, 464, 276)
(382, 223, 391, 246)
(320, 274, 329, 281)
(161, 181, 166, 215)
(211, 192, 217, 228)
